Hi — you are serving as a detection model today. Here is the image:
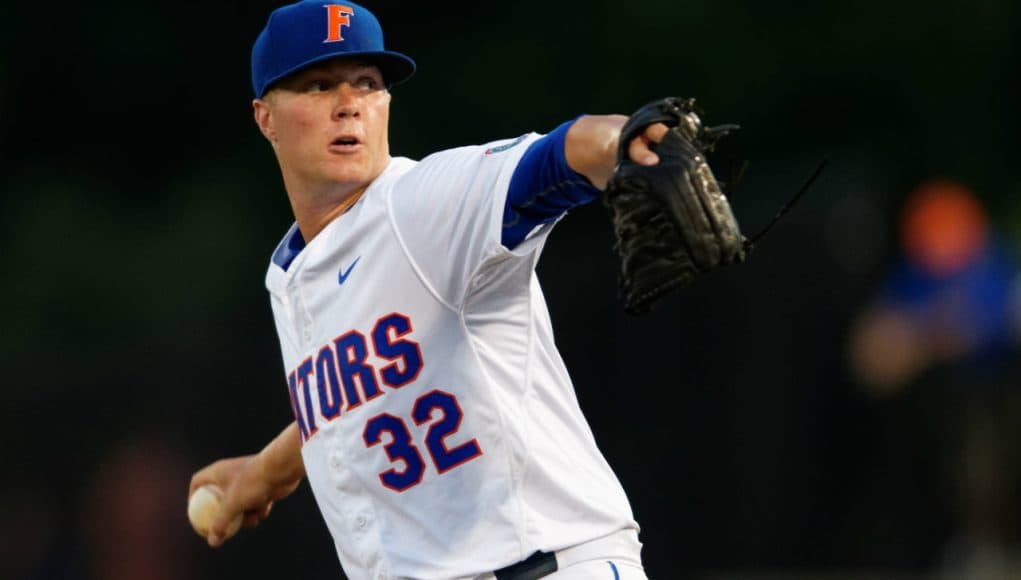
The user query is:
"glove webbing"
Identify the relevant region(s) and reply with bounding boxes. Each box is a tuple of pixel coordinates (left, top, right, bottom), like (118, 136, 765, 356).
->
(742, 156, 829, 251)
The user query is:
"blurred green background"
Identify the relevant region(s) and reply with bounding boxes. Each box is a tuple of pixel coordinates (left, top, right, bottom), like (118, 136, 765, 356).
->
(3, 1, 1021, 579)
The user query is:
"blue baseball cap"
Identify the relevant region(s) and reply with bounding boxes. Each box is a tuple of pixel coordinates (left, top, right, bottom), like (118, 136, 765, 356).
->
(251, 1, 416, 97)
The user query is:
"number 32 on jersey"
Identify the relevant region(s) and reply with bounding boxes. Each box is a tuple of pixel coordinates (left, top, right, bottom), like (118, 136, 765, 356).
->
(285, 312, 483, 492)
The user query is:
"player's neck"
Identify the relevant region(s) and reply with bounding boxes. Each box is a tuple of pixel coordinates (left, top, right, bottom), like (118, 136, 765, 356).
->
(287, 181, 371, 242)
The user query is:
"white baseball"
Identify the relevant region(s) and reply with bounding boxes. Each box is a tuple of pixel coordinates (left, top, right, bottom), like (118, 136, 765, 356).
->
(187, 484, 242, 540)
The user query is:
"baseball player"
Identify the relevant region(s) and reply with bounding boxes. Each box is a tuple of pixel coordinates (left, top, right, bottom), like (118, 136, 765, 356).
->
(189, 2, 670, 578)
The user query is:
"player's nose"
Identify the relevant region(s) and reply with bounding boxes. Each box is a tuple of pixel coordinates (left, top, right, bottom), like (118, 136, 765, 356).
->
(332, 83, 361, 120)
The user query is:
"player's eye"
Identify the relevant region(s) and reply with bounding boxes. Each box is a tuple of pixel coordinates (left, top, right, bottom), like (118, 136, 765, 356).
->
(305, 79, 333, 93)
(355, 77, 379, 91)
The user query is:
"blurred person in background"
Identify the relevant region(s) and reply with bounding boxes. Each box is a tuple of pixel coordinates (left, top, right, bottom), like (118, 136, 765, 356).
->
(80, 435, 200, 580)
(848, 178, 1021, 578)
(2, 433, 202, 580)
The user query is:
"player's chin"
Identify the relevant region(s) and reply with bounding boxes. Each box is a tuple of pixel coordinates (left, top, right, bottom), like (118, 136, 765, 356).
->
(324, 147, 368, 173)
(323, 163, 370, 185)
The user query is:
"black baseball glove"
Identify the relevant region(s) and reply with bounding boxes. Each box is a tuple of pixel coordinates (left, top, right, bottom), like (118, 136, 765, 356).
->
(604, 97, 747, 315)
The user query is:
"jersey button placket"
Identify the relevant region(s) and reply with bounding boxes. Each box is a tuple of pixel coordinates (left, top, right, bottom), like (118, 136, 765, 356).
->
(294, 276, 314, 344)
(301, 303, 313, 341)
(301, 306, 313, 343)
(349, 507, 384, 576)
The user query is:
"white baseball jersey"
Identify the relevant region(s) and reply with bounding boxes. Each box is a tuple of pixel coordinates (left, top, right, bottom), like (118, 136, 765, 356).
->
(265, 134, 638, 579)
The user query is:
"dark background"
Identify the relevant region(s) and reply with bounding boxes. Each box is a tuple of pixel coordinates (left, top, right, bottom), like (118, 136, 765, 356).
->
(3, 1, 1021, 579)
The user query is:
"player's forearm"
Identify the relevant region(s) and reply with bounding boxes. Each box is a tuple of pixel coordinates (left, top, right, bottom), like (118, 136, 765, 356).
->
(253, 421, 306, 486)
(564, 114, 628, 190)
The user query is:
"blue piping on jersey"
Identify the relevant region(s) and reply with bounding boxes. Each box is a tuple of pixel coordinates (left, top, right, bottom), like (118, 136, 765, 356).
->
(272, 223, 306, 272)
(608, 561, 621, 580)
(502, 117, 601, 249)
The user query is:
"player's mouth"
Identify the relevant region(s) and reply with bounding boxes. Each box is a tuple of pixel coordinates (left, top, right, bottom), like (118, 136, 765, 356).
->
(328, 136, 362, 154)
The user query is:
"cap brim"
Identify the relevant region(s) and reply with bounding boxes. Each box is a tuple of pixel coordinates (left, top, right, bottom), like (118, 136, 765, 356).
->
(366, 51, 416, 87)
(260, 50, 416, 96)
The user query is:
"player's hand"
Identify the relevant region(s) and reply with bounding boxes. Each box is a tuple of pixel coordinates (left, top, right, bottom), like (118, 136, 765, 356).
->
(189, 455, 301, 547)
(625, 122, 670, 166)
(565, 116, 671, 189)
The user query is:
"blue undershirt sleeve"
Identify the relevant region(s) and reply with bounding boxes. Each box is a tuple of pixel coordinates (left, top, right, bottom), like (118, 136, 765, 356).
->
(502, 118, 602, 250)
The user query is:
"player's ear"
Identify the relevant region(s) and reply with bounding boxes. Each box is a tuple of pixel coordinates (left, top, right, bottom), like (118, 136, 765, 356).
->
(253, 98, 276, 142)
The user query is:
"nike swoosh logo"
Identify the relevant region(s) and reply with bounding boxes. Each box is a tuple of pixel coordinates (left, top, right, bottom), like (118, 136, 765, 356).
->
(338, 256, 361, 285)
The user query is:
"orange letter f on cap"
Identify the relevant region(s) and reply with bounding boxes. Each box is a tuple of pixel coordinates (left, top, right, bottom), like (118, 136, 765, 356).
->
(324, 4, 355, 43)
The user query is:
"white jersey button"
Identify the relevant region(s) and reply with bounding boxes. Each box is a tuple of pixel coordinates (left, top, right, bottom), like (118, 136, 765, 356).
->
(330, 452, 342, 468)
(355, 515, 368, 529)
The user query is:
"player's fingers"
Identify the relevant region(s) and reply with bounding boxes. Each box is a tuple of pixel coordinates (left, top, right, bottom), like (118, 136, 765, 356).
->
(240, 501, 272, 528)
(628, 137, 658, 166)
(191, 455, 254, 496)
(644, 122, 670, 143)
(189, 468, 216, 496)
(208, 495, 244, 547)
(209, 515, 229, 546)
(627, 123, 670, 166)
(208, 511, 241, 547)
(189, 457, 237, 495)
(208, 529, 224, 548)
(242, 512, 261, 528)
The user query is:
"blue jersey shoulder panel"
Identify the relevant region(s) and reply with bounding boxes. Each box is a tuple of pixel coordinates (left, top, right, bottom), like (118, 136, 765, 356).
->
(503, 118, 601, 249)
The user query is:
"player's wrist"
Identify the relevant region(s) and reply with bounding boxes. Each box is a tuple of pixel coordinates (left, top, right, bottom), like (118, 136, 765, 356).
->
(250, 447, 282, 487)
(565, 114, 627, 190)
(254, 442, 305, 487)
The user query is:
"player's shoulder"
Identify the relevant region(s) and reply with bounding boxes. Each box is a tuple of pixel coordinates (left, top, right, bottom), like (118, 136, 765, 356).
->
(400, 133, 541, 179)
(433, 133, 538, 161)
(380, 156, 418, 179)
(414, 143, 488, 170)
(386, 133, 544, 208)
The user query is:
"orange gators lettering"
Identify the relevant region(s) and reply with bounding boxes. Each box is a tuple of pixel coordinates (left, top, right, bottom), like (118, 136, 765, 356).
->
(324, 4, 355, 43)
